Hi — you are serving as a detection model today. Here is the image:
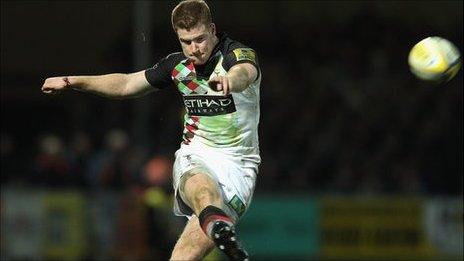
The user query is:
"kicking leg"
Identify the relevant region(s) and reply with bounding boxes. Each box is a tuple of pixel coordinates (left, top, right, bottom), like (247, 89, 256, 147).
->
(178, 170, 249, 260)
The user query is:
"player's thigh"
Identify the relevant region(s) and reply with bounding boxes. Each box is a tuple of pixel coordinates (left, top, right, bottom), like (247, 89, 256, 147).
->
(172, 216, 215, 259)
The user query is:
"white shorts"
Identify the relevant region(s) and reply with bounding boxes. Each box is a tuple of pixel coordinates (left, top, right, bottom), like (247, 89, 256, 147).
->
(172, 145, 258, 222)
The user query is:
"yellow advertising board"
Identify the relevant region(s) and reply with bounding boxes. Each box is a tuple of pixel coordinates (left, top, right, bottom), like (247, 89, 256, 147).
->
(42, 191, 87, 260)
(320, 196, 436, 259)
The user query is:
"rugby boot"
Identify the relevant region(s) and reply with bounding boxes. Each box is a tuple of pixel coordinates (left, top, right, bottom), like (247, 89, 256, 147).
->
(211, 221, 249, 261)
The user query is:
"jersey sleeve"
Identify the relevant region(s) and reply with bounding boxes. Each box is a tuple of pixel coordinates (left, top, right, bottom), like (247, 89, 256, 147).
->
(144, 53, 180, 89)
(222, 47, 260, 80)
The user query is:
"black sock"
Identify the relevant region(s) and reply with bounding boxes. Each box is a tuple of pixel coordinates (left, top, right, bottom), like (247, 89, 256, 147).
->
(198, 205, 234, 238)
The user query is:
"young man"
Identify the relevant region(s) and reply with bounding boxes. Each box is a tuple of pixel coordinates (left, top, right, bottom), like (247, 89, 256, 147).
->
(42, 0, 260, 260)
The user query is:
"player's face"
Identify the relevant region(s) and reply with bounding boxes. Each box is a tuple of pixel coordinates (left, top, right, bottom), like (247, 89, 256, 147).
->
(177, 23, 218, 65)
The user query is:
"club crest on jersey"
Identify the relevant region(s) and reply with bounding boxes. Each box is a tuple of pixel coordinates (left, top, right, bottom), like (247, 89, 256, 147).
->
(177, 75, 196, 81)
(233, 48, 256, 63)
(213, 69, 221, 77)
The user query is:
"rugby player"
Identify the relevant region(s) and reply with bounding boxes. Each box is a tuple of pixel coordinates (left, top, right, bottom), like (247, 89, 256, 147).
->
(41, 0, 260, 260)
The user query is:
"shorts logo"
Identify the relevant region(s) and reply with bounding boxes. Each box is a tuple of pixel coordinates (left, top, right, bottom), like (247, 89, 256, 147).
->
(233, 48, 256, 63)
(228, 195, 245, 217)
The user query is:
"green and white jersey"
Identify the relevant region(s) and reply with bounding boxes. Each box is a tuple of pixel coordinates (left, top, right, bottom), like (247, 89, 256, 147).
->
(145, 33, 261, 163)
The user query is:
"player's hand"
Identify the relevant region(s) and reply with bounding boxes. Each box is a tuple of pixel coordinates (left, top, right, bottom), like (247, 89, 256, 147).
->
(208, 75, 230, 95)
(41, 76, 71, 95)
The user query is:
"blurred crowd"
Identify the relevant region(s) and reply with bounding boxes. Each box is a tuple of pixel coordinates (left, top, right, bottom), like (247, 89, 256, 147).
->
(2, 129, 159, 190)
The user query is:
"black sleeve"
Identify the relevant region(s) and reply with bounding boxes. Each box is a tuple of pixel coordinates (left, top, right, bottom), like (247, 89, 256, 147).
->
(222, 47, 260, 79)
(144, 53, 181, 89)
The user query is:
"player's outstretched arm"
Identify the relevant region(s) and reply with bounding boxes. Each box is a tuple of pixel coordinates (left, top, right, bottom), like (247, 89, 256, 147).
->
(41, 70, 154, 99)
(208, 63, 258, 95)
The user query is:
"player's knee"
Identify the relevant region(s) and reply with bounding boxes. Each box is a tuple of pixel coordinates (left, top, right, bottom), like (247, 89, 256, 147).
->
(183, 173, 221, 208)
(194, 185, 219, 203)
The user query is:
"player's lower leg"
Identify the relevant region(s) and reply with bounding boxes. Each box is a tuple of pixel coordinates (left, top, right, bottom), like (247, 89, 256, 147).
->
(198, 205, 249, 261)
(170, 216, 215, 261)
(183, 173, 249, 261)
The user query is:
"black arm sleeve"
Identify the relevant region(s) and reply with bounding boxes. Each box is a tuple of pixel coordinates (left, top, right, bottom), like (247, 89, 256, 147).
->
(222, 48, 260, 80)
(144, 53, 183, 89)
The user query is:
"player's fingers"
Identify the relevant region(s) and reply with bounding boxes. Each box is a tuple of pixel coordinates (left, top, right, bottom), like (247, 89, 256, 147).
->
(208, 76, 219, 84)
(42, 78, 55, 87)
(42, 77, 67, 90)
(220, 76, 227, 92)
(207, 78, 216, 89)
(208, 77, 222, 91)
(42, 84, 63, 95)
(222, 77, 229, 95)
(42, 84, 56, 90)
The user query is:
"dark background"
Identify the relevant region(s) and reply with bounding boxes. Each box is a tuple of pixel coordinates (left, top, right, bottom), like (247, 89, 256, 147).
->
(1, 1, 463, 260)
(2, 0, 462, 194)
